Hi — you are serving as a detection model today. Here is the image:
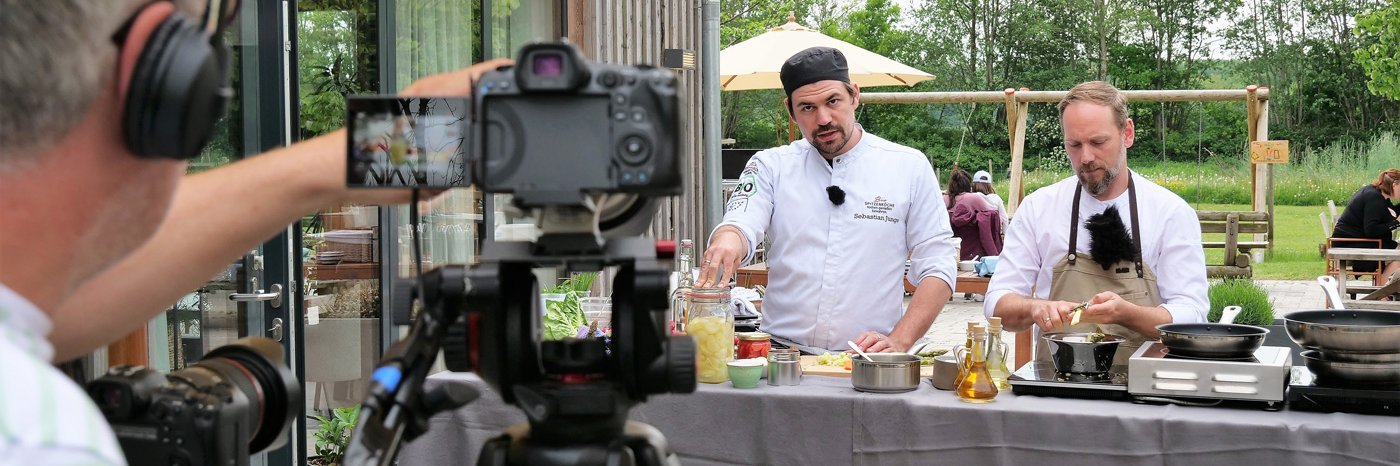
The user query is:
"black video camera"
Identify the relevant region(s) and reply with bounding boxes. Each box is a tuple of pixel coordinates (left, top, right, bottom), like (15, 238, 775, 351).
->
(87, 337, 301, 466)
(345, 42, 680, 208)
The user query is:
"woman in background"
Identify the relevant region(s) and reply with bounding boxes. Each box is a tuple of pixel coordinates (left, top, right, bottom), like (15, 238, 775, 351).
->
(1331, 168, 1400, 285)
(972, 170, 1009, 232)
(945, 168, 1003, 260)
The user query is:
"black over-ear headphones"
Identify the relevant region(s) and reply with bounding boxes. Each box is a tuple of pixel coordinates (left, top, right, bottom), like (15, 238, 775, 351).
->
(117, 0, 234, 160)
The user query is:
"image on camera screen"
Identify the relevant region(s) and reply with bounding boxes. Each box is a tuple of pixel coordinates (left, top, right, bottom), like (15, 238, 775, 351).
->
(346, 97, 469, 188)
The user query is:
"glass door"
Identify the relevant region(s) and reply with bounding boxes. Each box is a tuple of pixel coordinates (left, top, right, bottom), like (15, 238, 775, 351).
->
(144, 1, 300, 464)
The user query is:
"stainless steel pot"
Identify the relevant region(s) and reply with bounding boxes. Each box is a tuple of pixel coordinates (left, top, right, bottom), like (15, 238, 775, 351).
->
(1300, 350, 1400, 388)
(1285, 310, 1400, 353)
(1155, 323, 1269, 359)
(1043, 333, 1124, 373)
(851, 353, 921, 393)
(1317, 350, 1400, 364)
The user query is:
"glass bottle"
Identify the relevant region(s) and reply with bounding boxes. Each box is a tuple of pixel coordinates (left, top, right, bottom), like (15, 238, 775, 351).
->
(956, 325, 999, 403)
(686, 286, 732, 383)
(954, 321, 980, 389)
(670, 239, 696, 333)
(986, 317, 1012, 391)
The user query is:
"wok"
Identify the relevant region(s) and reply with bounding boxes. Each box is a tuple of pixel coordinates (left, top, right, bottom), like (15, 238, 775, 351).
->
(1284, 309, 1400, 354)
(1155, 306, 1268, 359)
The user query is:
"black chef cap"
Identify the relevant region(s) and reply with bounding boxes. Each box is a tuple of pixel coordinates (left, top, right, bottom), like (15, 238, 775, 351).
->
(780, 47, 850, 98)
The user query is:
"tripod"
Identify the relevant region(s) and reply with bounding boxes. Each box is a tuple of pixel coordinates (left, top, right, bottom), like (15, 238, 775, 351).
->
(343, 237, 695, 465)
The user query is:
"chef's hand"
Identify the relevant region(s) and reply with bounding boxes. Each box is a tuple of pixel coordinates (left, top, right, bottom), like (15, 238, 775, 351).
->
(1082, 291, 1132, 325)
(698, 226, 745, 288)
(851, 331, 909, 353)
(1031, 299, 1080, 331)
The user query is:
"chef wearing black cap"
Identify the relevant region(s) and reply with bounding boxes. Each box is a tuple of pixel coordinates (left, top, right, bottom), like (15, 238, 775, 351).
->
(697, 47, 958, 354)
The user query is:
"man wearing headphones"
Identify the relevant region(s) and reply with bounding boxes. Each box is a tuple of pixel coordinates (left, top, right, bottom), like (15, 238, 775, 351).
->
(0, 2, 505, 462)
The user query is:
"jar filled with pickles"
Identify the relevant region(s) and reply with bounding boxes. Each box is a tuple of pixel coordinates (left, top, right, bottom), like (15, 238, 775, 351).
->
(685, 286, 733, 383)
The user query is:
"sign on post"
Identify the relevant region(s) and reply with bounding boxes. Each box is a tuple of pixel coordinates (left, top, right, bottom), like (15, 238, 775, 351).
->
(1250, 140, 1289, 164)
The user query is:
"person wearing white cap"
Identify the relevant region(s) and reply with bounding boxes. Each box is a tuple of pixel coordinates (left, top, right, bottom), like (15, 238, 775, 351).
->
(972, 170, 1009, 231)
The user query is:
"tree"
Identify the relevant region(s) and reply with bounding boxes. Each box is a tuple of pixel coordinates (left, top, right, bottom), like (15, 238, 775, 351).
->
(1354, 1, 1400, 100)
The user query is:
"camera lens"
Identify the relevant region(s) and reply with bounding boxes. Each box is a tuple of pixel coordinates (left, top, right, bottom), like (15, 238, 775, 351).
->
(178, 337, 302, 453)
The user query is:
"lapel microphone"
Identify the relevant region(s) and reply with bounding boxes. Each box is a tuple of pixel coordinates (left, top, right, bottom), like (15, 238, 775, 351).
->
(827, 185, 846, 205)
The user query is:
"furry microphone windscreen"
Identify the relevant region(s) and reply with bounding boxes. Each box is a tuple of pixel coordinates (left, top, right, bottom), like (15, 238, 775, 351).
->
(1084, 205, 1137, 270)
(827, 186, 846, 205)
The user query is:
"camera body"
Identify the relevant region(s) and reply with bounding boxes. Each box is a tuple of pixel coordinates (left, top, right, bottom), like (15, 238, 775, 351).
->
(473, 42, 680, 205)
(346, 42, 681, 208)
(86, 337, 300, 466)
(90, 365, 252, 465)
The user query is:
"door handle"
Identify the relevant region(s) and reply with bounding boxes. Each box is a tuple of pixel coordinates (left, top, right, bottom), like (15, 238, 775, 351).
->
(229, 284, 283, 308)
(268, 318, 284, 342)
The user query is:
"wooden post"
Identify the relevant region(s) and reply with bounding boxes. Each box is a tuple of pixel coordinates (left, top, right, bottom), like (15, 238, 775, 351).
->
(1246, 86, 1261, 211)
(107, 326, 148, 368)
(1258, 91, 1273, 247)
(1224, 213, 1239, 267)
(1007, 96, 1030, 215)
(1003, 88, 1018, 152)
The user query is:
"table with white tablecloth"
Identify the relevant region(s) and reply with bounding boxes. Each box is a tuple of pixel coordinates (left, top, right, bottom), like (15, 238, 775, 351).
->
(398, 372, 1399, 465)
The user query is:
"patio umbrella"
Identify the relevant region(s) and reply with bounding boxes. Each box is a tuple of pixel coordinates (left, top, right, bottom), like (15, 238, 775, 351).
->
(720, 15, 934, 91)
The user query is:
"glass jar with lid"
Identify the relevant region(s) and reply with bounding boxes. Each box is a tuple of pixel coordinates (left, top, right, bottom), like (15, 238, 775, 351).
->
(685, 286, 733, 383)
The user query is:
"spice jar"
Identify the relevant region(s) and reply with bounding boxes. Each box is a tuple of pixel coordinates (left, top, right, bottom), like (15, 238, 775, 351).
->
(686, 287, 733, 383)
(736, 332, 771, 360)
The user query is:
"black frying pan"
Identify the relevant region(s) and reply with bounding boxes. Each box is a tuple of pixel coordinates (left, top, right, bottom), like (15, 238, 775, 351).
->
(1155, 306, 1269, 359)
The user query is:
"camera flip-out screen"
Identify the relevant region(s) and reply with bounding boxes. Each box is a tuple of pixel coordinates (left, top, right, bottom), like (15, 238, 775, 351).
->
(346, 96, 471, 188)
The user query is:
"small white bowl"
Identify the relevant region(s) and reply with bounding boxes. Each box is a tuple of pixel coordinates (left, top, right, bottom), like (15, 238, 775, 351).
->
(958, 260, 977, 272)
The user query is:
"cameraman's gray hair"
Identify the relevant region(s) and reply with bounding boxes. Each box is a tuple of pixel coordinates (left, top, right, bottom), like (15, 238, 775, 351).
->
(0, 0, 202, 170)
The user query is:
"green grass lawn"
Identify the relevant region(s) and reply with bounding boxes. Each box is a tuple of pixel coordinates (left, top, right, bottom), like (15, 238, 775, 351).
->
(1193, 203, 1329, 280)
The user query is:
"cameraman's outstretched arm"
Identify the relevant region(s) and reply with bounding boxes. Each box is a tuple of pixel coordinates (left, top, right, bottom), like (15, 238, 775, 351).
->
(49, 59, 511, 363)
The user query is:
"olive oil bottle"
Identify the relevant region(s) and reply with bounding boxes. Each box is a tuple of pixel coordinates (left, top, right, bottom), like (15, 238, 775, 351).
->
(956, 325, 999, 403)
(954, 321, 980, 388)
(986, 317, 1013, 391)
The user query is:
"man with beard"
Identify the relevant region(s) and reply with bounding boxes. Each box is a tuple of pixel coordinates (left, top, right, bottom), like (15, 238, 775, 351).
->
(697, 47, 957, 354)
(983, 81, 1208, 365)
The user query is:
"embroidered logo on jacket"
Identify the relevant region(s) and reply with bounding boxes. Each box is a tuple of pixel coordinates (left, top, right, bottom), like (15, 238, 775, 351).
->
(855, 195, 900, 223)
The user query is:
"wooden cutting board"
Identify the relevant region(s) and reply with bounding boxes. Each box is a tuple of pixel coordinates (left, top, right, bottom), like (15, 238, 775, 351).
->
(799, 355, 935, 378)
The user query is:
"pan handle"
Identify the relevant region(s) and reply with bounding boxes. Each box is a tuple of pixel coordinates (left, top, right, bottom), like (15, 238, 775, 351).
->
(1316, 276, 1347, 310)
(1220, 306, 1242, 324)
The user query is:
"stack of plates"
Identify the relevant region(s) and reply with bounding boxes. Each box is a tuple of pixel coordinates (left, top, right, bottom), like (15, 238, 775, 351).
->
(315, 251, 346, 265)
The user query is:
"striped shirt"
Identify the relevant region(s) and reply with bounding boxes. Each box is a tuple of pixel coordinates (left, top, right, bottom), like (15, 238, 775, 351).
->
(0, 283, 124, 465)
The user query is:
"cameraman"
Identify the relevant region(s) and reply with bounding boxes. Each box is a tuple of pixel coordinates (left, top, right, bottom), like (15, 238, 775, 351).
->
(0, 1, 505, 463)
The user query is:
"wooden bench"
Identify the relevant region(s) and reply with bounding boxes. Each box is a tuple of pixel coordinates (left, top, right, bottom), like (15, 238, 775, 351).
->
(1198, 210, 1270, 278)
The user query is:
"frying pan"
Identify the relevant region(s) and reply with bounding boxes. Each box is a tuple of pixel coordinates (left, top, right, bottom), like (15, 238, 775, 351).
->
(1155, 306, 1269, 359)
(1284, 309, 1400, 354)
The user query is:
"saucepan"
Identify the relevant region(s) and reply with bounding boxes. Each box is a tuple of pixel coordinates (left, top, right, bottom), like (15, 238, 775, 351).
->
(851, 353, 922, 393)
(1155, 306, 1268, 359)
(1043, 332, 1125, 373)
(1284, 309, 1400, 354)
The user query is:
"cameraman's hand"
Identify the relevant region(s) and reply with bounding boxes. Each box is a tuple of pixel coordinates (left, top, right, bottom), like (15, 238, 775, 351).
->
(326, 58, 514, 207)
(698, 226, 746, 288)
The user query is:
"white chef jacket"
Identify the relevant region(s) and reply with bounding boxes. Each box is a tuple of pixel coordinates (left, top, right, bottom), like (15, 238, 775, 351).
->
(983, 172, 1209, 329)
(715, 129, 957, 351)
(0, 283, 125, 465)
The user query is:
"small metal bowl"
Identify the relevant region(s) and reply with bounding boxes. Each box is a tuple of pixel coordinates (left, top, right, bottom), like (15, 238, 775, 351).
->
(1043, 332, 1125, 374)
(1300, 350, 1400, 389)
(851, 353, 921, 393)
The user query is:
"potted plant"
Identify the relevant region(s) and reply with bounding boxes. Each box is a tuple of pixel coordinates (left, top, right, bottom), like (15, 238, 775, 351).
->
(309, 405, 359, 466)
(541, 272, 597, 340)
(1207, 278, 1275, 325)
(306, 281, 380, 414)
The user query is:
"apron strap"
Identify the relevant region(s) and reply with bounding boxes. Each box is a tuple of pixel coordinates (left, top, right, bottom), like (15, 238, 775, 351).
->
(1069, 185, 1082, 265)
(1127, 175, 1145, 278)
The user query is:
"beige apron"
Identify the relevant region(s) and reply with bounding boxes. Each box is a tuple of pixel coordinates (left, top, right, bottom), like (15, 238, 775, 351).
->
(1038, 177, 1162, 366)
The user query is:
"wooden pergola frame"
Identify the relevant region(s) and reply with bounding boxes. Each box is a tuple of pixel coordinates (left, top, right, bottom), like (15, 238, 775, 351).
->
(860, 86, 1275, 236)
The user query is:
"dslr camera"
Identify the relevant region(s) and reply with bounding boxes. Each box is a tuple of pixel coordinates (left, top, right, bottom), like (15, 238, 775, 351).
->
(87, 337, 301, 466)
(346, 42, 680, 208)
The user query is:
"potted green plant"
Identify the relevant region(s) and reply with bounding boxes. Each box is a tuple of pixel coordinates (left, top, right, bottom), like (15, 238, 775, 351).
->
(306, 281, 380, 414)
(1207, 278, 1275, 326)
(309, 405, 359, 466)
(541, 272, 597, 340)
